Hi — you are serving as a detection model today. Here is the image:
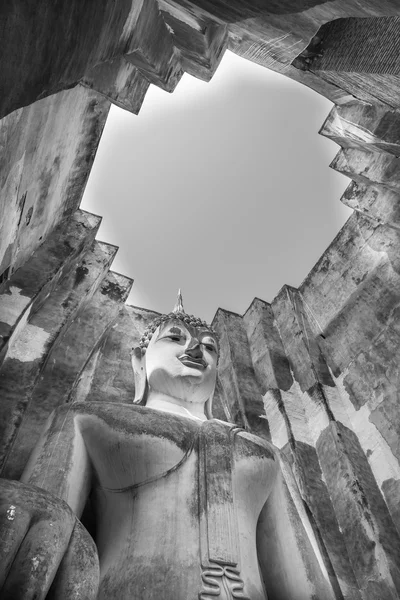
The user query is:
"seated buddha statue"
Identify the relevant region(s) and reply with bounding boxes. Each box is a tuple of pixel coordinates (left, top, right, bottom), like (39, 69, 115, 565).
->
(0, 294, 333, 600)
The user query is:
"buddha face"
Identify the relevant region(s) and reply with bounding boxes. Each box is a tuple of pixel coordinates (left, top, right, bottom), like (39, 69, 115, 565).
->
(144, 318, 218, 406)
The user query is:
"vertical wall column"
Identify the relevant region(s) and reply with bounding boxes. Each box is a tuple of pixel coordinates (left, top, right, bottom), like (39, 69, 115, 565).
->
(245, 295, 359, 600)
(212, 308, 269, 438)
(0, 240, 118, 475)
(269, 286, 400, 600)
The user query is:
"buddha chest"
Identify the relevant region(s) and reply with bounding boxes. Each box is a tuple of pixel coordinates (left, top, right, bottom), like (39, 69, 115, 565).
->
(75, 403, 277, 600)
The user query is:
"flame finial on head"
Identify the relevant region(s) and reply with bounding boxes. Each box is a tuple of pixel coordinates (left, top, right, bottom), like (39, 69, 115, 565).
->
(173, 289, 185, 314)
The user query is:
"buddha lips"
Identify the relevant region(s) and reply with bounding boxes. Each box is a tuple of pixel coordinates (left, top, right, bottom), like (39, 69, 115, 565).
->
(178, 354, 207, 370)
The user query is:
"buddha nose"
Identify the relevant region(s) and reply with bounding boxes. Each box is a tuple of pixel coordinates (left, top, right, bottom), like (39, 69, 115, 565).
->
(186, 337, 203, 358)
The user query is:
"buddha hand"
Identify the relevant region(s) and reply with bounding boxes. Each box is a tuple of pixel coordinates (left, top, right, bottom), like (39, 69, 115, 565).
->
(0, 478, 99, 600)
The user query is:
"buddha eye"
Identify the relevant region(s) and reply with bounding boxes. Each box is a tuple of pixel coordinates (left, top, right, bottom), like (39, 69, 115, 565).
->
(204, 343, 216, 352)
(168, 335, 182, 342)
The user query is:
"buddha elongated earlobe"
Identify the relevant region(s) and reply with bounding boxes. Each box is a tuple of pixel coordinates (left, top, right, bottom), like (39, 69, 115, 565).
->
(131, 346, 148, 405)
(204, 394, 214, 420)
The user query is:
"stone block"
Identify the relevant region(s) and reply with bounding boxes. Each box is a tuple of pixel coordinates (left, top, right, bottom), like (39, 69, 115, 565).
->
(331, 148, 400, 191)
(341, 181, 400, 230)
(321, 103, 400, 156)
(160, 1, 228, 81)
(124, 0, 183, 92)
(81, 58, 150, 114)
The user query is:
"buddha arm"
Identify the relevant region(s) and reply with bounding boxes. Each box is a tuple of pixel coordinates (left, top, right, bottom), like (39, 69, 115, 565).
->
(256, 465, 336, 600)
(20, 404, 92, 518)
(0, 406, 99, 599)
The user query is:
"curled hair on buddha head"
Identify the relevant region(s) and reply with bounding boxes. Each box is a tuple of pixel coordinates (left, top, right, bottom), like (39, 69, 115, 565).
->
(138, 290, 218, 354)
(131, 290, 218, 419)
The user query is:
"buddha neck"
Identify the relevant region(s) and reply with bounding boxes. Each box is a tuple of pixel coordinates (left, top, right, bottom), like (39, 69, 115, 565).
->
(145, 391, 207, 421)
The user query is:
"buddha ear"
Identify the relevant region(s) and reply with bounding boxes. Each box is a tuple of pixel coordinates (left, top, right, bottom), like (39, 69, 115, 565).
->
(204, 391, 214, 420)
(131, 347, 147, 404)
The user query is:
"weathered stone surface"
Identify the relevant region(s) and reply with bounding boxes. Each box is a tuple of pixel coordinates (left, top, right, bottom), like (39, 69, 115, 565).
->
(382, 478, 400, 536)
(2, 3, 400, 598)
(341, 182, 400, 230)
(257, 455, 338, 600)
(321, 103, 400, 156)
(237, 40, 355, 104)
(244, 298, 292, 394)
(341, 308, 400, 411)
(209, 376, 229, 421)
(321, 367, 400, 517)
(124, 0, 183, 92)
(2, 0, 399, 121)
(212, 308, 269, 438)
(170, 0, 400, 28)
(81, 59, 150, 114)
(0, 241, 117, 473)
(312, 17, 400, 77)
(300, 212, 386, 335)
(318, 251, 400, 375)
(228, 4, 400, 109)
(308, 17, 400, 108)
(77, 304, 158, 404)
(317, 422, 400, 599)
(160, 1, 228, 81)
(332, 148, 400, 191)
(0, 479, 98, 600)
(319, 72, 400, 109)
(370, 396, 400, 466)
(2, 271, 133, 480)
(289, 441, 362, 600)
(253, 287, 371, 600)
(0, 86, 109, 277)
(5, 318, 311, 600)
(272, 286, 334, 392)
(0, 210, 101, 360)
(262, 389, 291, 450)
(0, 0, 147, 118)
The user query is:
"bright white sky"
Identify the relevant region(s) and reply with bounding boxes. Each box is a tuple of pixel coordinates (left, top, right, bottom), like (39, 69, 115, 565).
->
(81, 50, 351, 323)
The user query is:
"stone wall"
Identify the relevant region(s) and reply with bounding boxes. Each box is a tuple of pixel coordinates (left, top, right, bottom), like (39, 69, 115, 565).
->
(1, 1, 400, 598)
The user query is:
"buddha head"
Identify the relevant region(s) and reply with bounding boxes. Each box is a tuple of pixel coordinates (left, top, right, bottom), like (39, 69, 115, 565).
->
(131, 292, 219, 419)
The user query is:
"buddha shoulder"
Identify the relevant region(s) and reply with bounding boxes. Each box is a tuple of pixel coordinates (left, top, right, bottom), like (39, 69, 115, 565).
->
(48, 402, 199, 490)
(233, 427, 278, 463)
(51, 401, 199, 442)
